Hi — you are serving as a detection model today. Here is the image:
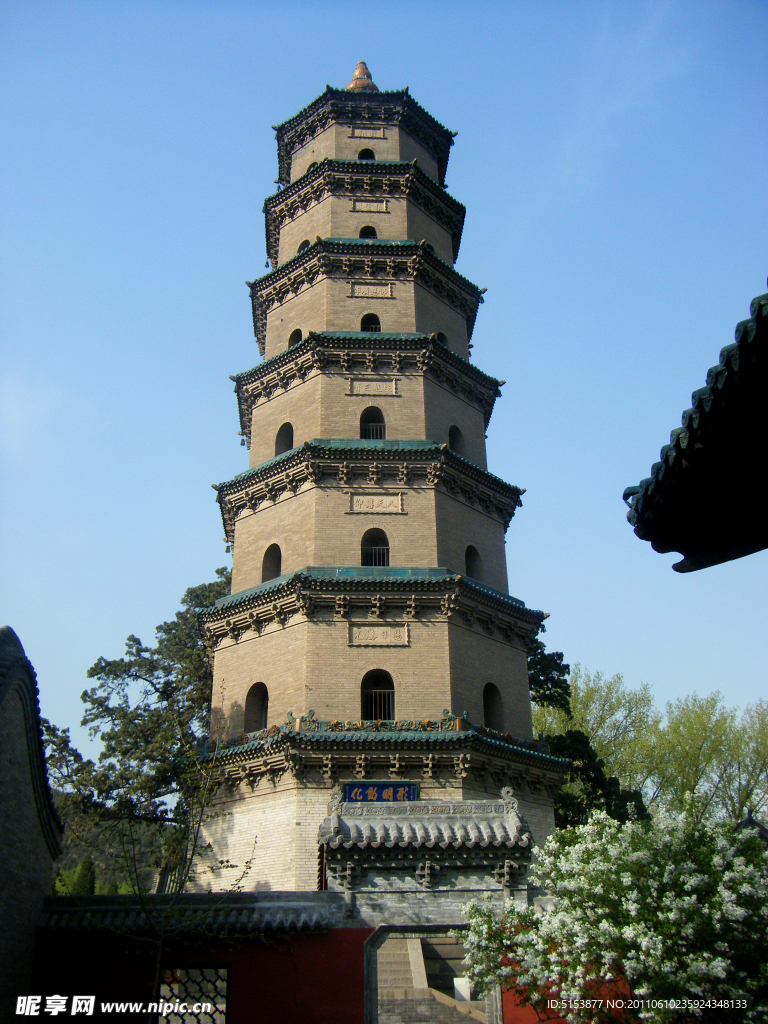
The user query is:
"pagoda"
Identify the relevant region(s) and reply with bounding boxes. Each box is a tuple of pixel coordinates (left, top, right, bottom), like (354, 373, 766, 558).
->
(198, 62, 566, 895)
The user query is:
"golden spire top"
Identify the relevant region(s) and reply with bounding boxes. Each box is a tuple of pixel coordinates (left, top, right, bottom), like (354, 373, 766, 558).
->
(345, 61, 378, 93)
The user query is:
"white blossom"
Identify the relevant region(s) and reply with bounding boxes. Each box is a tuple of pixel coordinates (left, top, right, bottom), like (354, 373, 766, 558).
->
(462, 809, 768, 1023)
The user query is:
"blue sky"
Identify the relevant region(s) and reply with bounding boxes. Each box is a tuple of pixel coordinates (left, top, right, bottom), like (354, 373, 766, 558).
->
(2, 0, 766, 754)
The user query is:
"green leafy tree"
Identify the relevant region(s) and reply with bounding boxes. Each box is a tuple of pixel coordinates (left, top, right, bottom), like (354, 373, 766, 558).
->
(532, 666, 661, 793)
(463, 808, 768, 1023)
(43, 567, 232, 888)
(528, 651, 647, 826)
(527, 639, 571, 715)
(43, 568, 259, 1014)
(69, 853, 96, 895)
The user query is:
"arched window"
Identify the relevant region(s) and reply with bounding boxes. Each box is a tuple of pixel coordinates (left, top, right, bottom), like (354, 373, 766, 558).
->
(360, 406, 385, 440)
(424, 242, 435, 253)
(244, 682, 269, 732)
(262, 543, 282, 582)
(288, 328, 302, 346)
(436, 332, 448, 346)
(448, 425, 465, 456)
(361, 528, 389, 567)
(465, 545, 482, 581)
(358, 148, 375, 161)
(483, 683, 504, 733)
(275, 422, 293, 456)
(307, 162, 318, 173)
(361, 669, 395, 720)
(360, 313, 381, 333)
(359, 225, 377, 239)
(297, 240, 310, 253)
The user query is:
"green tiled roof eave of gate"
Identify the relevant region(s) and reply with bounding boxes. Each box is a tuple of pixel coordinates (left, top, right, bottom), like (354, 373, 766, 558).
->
(623, 290, 768, 525)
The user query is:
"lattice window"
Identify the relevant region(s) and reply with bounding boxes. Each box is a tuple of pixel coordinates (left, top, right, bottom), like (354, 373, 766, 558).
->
(158, 968, 227, 1024)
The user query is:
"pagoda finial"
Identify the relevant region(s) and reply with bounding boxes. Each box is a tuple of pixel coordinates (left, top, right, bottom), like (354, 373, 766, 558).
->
(345, 61, 378, 93)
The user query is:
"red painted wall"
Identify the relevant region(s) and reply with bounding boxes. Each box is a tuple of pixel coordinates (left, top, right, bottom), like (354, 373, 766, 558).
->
(32, 927, 373, 1024)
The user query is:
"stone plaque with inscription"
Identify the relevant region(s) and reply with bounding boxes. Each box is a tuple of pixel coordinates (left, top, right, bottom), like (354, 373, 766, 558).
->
(348, 378, 398, 396)
(348, 623, 409, 647)
(351, 198, 388, 214)
(347, 492, 404, 514)
(349, 126, 385, 139)
(349, 281, 393, 300)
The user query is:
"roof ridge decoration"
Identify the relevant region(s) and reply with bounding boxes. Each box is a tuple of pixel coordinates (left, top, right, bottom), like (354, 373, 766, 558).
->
(212, 440, 524, 541)
(263, 158, 466, 266)
(623, 286, 768, 572)
(272, 86, 455, 187)
(247, 239, 484, 355)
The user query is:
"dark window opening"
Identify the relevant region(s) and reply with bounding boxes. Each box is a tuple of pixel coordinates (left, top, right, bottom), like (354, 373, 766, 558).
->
(436, 332, 448, 346)
(465, 545, 482, 581)
(483, 683, 504, 733)
(424, 242, 435, 253)
(359, 225, 377, 239)
(262, 543, 282, 582)
(297, 240, 310, 253)
(361, 528, 389, 567)
(307, 162, 318, 172)
(275, 422, 294, 456)
(360, 406, 385, 440)
(288, 328, 302, 346)
(360, 313, 381, 333)
(361, 669, 395, 720)
(358, 148, 375, 161)
(448, 425, 465, 456)
(244, 682, 269, 732)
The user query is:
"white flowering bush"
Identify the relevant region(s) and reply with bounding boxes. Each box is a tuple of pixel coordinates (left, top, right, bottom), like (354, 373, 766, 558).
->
(463, 809, 768, 1023)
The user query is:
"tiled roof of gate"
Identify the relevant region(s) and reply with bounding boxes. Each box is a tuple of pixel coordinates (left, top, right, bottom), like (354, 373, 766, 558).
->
(318, 800, 530, 851)
(38, 894, 330, 933)
(623, 287, 768, 571)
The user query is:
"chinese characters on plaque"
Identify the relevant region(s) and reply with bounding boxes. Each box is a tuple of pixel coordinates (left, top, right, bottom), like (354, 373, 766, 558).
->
(348, 623, 409, 647)
(348, 492, 403, 514)
(343, 783, 419, 802)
